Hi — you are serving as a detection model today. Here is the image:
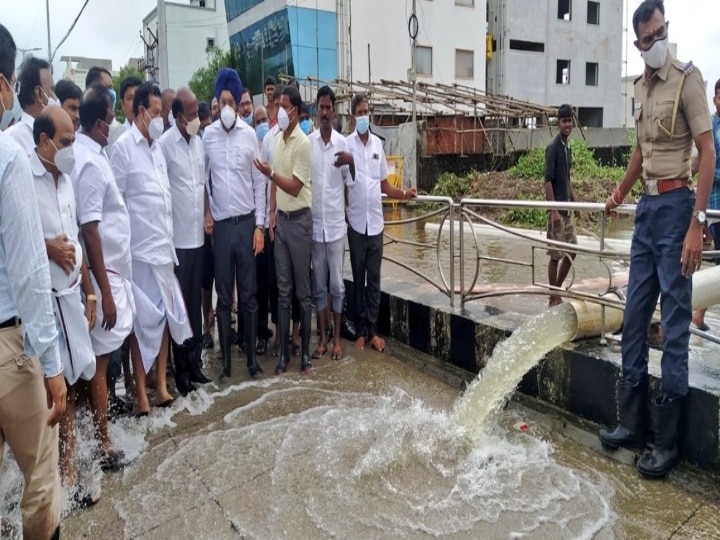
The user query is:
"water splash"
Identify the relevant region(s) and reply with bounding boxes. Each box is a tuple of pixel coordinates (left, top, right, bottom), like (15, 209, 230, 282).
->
(454, 303, 578, 441)
(114, 386, 614, 539)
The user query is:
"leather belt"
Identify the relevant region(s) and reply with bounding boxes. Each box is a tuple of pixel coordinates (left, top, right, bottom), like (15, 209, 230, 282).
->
(0, 317, 21, 329)
(277, 207, 310, 220)
(218, 212, 254, 224)
(643, 178, 688, 196)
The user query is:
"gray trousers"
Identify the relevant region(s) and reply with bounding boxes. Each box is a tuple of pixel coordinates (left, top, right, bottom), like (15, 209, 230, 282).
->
(275, 210, 312, 315)
(312, 237, 345, 313)
(348, 225, 383, 339)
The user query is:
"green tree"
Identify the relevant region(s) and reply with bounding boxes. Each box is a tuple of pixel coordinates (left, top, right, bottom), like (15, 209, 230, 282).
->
(112, 64, 146, 123)
(188, 48, 239, 105)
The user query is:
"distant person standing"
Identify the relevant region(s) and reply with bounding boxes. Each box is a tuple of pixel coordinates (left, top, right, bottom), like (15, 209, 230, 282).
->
(691, 78, 720, 331)
(55, 79, 82, 132)
(6, 56, 56, 157)
(601, 0, 716, 479)
(264, 77, 277, 127)
(544, 103, 577, 307)
(119, 76, 142, 131)
(0, 24, 65, 539)
(343, 93, 416, 353)
(161, 88, 176, 132)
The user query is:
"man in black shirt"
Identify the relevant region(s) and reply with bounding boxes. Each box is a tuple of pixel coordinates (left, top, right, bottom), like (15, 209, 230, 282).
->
(544, 103, 577, 306)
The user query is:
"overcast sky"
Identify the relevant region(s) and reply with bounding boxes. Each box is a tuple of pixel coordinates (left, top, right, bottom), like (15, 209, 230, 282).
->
(3, 0, 717, 108)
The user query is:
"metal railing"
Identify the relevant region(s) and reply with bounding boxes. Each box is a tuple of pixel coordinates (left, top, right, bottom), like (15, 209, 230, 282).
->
(455, 198, 720, 345)
(381, 195, 456, 306)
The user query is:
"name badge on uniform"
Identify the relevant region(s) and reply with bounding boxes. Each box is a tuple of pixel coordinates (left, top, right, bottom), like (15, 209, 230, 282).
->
(372, 153, 379, 160)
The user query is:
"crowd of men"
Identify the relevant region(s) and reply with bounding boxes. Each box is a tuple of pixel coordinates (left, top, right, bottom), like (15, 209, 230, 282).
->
(0, 19, 417, 536)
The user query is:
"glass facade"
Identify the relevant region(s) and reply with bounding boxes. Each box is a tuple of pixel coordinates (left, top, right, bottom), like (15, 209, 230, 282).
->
(226, 2, 337, 95)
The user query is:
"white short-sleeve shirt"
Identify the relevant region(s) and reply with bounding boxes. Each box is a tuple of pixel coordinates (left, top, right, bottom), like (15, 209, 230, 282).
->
(309, 129, 350, 243)
(345, 131, 389, 237)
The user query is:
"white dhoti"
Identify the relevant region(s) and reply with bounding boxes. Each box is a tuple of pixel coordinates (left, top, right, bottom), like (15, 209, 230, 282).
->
(131, 260, 192, 374)
(89, 270, 136, 357)
(53, 282, 96, 385)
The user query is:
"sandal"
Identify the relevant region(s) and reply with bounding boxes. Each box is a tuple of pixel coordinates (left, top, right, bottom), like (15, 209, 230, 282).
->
(73, 485, 100, 509)
(256, 338, 267, 355)
(312, 344, 327, 359)
(291, 340, 301, 357)
(331, 344, 343, 361)
(98, 448, 128, 472)
(271, 339, 281, 357)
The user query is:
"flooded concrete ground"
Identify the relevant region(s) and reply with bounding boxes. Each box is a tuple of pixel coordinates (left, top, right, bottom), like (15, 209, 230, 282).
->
(60, 340, 720, 539)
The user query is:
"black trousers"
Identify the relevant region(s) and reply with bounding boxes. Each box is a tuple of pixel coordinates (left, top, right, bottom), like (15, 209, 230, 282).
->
(174, 246, 204, 341)
(348, 225, 383, 339)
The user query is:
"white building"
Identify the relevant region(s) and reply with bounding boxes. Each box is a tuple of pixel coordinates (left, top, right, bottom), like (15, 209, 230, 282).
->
(60, 56, 114, 88)
(143, 0, 230, 90)
(224, 0, 486, 99)
(487, 0, 624, 127)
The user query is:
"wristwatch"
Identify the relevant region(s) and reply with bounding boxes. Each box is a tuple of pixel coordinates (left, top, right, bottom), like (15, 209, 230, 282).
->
(695, 210, 707, 227)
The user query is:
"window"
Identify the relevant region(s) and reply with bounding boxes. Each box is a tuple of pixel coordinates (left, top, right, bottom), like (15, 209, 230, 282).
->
(414, 46, 432, 76)
(556, 59, 571, 84)
(206, 37, 216, 50)
(456, 0, 474, 6)
(578, 107, 603, 127)
(558, 0, 572, 20)
(509, 40, 545, 53)
(587, 1, 600, 24)
(586, 62, 598, 86)
(455, 49, 474, 79)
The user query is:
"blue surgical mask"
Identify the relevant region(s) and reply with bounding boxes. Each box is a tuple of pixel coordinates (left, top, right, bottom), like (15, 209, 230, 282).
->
(241, 113, 253, 125)
(356, 115, 370, 135)
(299, 119, 311, 135)
(108, 88, 117, 108)
(0, 78, 22, 131)
(256, 122, 270, 141)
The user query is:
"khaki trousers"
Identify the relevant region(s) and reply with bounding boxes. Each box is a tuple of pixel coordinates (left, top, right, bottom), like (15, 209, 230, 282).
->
(0, 326, 60, 540)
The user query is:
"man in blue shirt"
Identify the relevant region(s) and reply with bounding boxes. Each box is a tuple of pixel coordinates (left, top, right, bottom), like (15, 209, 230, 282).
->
(692, 78, 720, 331)
(0, 24, 66, 540)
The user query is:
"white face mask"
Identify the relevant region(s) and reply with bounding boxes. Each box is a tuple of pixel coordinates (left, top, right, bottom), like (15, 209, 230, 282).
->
(146, 114, 164, 140)
(52, 141, 76, 175)
(186, 116, 201, 137)
(277, 107, 290, 131)
(641, 36, 669, 70)
(220, 105, 236, 129)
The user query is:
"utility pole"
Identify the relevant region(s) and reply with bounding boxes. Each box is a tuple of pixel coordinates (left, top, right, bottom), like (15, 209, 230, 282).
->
(409, 0, 418, 188)
(46, 0, 52, 65)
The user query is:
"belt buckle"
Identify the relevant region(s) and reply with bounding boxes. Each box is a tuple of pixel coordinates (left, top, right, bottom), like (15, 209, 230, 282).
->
(646, 179, 659, 196)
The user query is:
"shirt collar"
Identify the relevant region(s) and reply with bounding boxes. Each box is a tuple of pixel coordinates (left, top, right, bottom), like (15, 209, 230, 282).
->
(21, 111, 34, 130)
(76, 132, 102, 154)
(30, 150, 65, 186)
(130, 122, 149, 146)
(172, 123, 185, 142)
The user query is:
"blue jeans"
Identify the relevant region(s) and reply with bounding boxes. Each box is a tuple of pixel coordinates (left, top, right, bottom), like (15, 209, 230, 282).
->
(622, 187, 694, 399)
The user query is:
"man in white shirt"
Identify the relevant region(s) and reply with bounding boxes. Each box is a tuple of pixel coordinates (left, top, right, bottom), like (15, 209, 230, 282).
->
(159, 87, 211, 395)
(254, 86, 312, 374)
(5, 56, 56, 157)
(73, 84, 135, 470)
(0, 26, 65, 538)
(309, 86, 353, 360)
(111, 82, 192, 414)
(32, 106, 99, 505)
(204, 68, 265, 382)
(119, 76, 141, 132)
(343, 93, 417, 352)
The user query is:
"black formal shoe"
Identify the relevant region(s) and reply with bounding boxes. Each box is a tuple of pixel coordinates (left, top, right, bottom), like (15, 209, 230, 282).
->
(175, 375, 196, 397)
(202, 332, 214, 349)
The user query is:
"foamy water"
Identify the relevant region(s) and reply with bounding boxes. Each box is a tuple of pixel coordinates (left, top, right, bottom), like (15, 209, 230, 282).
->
(114, 386, 614, 539)
(454, 303, 578, 441)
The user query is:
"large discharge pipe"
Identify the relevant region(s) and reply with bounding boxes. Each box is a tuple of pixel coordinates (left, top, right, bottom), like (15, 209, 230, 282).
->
(568, 266, 720, 341)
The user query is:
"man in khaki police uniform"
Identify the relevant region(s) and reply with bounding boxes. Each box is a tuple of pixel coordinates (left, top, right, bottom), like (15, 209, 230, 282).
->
(601, 0, 716, 479)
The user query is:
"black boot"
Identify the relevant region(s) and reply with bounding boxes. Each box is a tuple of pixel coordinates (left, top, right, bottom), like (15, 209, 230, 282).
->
(188, 339, 211, 384)
(243, 311, 263, 378)
(275, 308, 291, 375)
(172, 343, 196, 397)
(636, 396, 682, 478)
(300, 305, 312, 372)
(599, 380, 647, 451)
(217, 312, 232, 382)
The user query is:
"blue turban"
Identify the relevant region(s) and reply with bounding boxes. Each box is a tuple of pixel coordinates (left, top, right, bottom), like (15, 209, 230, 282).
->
(214, 68, 243, 104)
